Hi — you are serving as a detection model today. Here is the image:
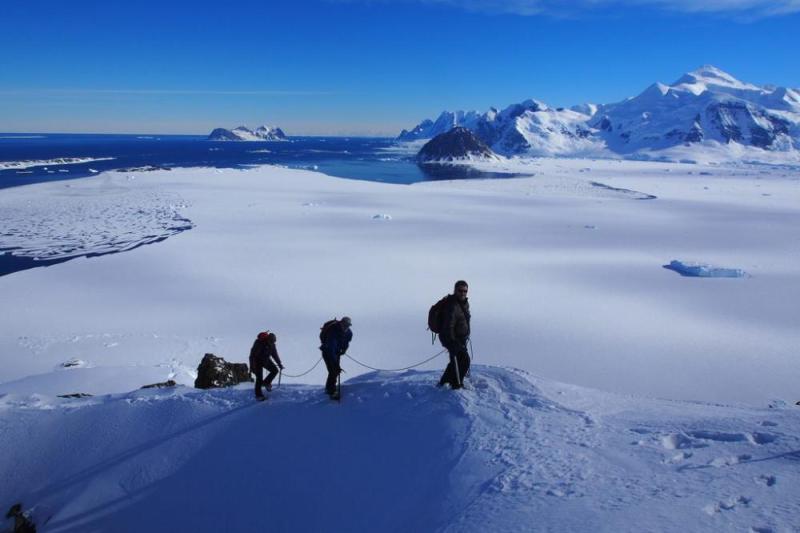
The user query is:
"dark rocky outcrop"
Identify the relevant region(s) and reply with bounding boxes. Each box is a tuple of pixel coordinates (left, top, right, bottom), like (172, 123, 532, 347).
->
(141, 380, 177, 389)
(6, 503, 36, 533)
(194, 354, 252, 389)
(417, 127, 498, 164)
(57, 393, 93, 399)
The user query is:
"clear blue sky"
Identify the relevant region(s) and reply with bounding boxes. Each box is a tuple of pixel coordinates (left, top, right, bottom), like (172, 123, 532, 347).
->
(2, 0, 799, 136)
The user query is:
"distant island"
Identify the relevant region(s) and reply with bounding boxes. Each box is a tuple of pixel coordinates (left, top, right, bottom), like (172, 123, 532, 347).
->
(208, 125, 287, 142)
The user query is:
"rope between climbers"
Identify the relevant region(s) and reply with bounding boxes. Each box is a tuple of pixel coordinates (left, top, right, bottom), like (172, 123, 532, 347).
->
(280, 356, 324, 378)
(344, 349, 446, 372)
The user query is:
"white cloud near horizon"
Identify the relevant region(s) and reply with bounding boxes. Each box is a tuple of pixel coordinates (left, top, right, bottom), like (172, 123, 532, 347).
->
(343, 0, 800, 17)
(0, 89, 336, 97)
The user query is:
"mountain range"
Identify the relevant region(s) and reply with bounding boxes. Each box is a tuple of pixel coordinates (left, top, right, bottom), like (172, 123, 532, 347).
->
(208, 125, 287, 141)
(399, 66, 800, 162)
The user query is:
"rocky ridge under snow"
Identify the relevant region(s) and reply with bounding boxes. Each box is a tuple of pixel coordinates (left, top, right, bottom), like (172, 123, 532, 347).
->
(400, 66, 800, 163)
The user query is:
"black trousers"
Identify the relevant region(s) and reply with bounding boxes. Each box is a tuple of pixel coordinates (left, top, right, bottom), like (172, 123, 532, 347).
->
(253, 360, 279, 397)
(322, 352, 340, 395)
(439, 344, 470, 389)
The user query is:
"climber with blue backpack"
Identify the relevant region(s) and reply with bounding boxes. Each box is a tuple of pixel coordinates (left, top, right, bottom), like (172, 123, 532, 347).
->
(319, 316, 353, 400)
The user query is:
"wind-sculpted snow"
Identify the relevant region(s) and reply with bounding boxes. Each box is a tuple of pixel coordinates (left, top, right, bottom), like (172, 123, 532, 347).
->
(0, 173, 192, 266)
(1, 367, 798, 532)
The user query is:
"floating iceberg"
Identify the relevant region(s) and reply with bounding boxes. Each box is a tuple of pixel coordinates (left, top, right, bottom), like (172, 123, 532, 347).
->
(663, 260, 748, 278)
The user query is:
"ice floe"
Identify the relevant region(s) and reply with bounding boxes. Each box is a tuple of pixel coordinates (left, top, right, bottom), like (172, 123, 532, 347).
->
(664, 260, 748, 278)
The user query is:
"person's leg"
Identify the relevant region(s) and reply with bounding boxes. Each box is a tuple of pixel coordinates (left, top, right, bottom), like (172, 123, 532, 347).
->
(264, 360, 279, 390)
(253, 365, 265, 398)
(456, 348, 470, 386)
(323, 354, 337, 395)
(439, 350, 456, 387)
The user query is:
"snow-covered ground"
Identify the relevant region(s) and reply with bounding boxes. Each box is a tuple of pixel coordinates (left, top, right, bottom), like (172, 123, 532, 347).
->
(1, 160, 797, 403)
(1, 367, 798, 532)
(1, 160, 799, 531)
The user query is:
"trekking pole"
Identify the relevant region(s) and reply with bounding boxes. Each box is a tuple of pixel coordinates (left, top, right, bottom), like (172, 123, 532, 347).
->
(453, 353, 462, 388)
(467, 338, 474, 378)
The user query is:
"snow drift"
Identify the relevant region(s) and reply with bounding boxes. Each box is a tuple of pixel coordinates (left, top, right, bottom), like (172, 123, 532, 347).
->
(2, 366, 798, 533)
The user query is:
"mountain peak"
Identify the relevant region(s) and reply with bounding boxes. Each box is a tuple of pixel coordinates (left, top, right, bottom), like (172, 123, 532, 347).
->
(673, 65, 754, 91)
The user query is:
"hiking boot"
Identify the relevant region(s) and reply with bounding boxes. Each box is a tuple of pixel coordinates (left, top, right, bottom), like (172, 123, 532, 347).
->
(256, 395, 266, 402)
(265, 384, 273, 392)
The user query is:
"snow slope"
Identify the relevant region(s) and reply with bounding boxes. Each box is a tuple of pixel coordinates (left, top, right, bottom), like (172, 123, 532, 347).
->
(1, 367, 798, 532)
(1, 162, 798, 405)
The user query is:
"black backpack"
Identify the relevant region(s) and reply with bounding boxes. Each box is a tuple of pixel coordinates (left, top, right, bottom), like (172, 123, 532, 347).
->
(427, 295, 450, 342)
(320, 319, 338, 344)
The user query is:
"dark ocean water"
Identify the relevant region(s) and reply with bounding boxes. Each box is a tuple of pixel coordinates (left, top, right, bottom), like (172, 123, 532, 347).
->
(0, 133, 509, 190)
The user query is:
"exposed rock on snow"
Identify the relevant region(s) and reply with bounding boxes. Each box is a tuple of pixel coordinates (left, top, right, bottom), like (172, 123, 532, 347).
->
(194, 353, 251, 389)
(4, 503, 35, 533)
(417, 127, 500, 163)
(141, 379, 177, 389)
(208, 125, 287, 142)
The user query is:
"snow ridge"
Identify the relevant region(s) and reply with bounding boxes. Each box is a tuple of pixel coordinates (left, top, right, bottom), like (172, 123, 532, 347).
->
(1, 366, 798, 532)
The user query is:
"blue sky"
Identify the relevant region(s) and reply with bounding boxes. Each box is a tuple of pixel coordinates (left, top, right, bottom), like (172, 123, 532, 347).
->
(1, 0, 799, 135)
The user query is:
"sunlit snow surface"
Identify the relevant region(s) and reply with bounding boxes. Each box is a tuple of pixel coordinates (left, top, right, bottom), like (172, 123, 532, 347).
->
(1, 367, 798, 532)
(0, 159, 799, 531)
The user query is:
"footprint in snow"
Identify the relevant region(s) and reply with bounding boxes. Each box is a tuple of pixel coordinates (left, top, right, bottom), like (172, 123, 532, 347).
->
(664, 451, 693, 464)
(756, 475, 776, 487)
(661, 433, 707, 450)
(709, 454, 752, 467)
(703, 496, 751, 515)
(689, 430, 777, 445)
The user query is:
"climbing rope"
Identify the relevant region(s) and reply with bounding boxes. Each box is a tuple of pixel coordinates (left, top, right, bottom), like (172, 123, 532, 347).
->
(279, 356, 324, 378)
(343, 349, 446, 372)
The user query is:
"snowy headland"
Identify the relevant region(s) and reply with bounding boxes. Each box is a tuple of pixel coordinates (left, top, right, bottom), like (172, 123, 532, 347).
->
(1, 160, 799, 531)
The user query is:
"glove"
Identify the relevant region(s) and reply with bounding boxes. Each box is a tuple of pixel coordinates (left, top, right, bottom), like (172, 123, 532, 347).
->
(279, 364, 285, 370)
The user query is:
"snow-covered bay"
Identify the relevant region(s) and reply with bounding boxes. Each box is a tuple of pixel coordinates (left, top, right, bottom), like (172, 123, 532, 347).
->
(1, 160, 799, 531)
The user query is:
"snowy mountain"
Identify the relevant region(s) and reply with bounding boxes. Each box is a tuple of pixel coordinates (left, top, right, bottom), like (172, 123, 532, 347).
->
(399, 66, 800, 162)
(3, 366, 798, 533)
(208, 125, 287, 141)
(592, 65, 800, 154)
